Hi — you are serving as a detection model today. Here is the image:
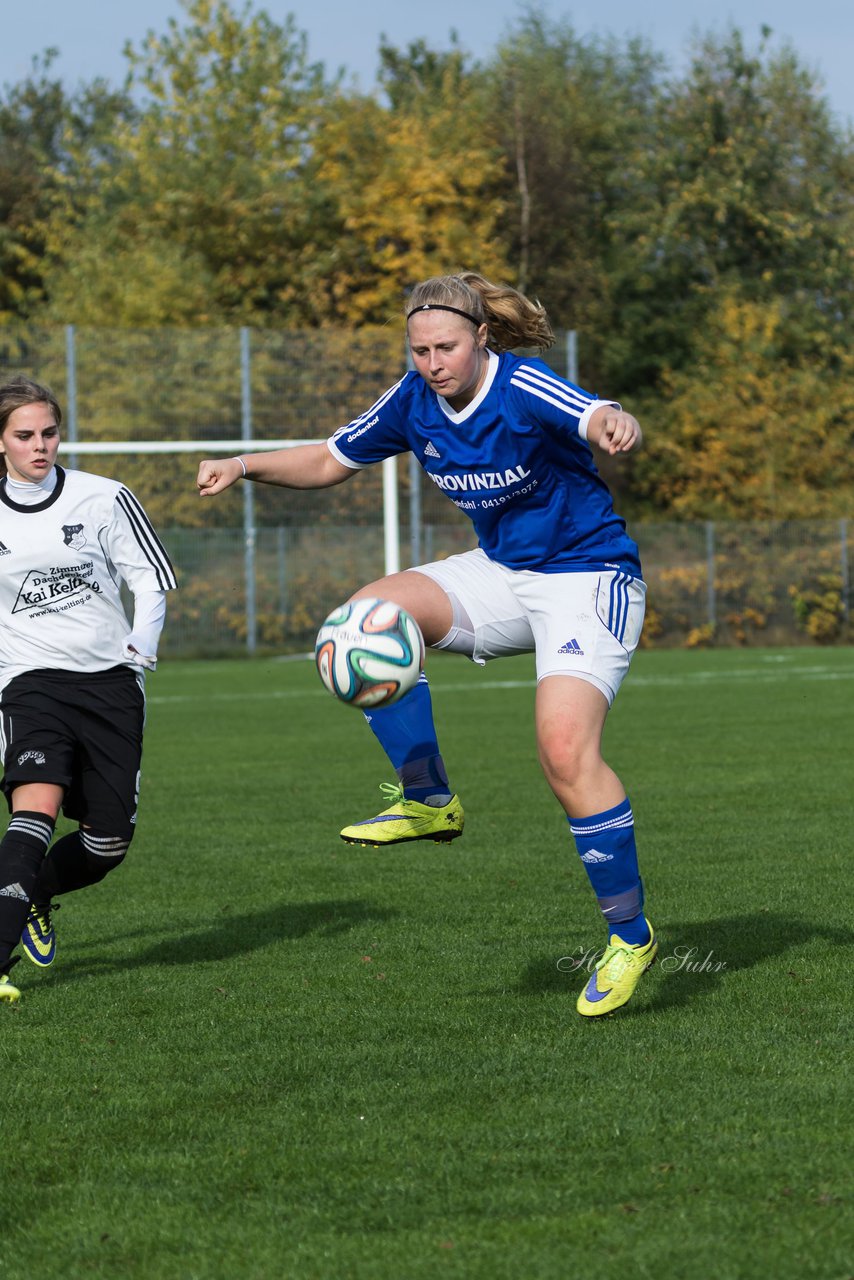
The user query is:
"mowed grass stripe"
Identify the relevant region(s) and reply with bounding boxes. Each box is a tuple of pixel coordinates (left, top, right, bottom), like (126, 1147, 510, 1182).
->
(148, 649, 854, 705)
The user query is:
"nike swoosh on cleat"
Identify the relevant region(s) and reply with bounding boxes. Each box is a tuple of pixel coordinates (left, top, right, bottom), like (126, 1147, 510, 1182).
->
(583, 979, 612, 1003)
(355, 814, 407, 825)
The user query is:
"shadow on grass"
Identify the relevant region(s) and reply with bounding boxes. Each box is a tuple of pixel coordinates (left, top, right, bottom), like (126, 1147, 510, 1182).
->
(516, 911, 854, 1012)
(54, 899, 396, 981)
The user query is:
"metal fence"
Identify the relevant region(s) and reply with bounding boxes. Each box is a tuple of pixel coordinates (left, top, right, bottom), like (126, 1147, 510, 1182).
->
(156, 516, 853, 655)
(0, 322, 580, 445)
(2, 324, 851, 653)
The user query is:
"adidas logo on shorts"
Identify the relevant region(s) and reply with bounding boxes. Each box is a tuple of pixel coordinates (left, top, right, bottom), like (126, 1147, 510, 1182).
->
(558, 637, 584, 655)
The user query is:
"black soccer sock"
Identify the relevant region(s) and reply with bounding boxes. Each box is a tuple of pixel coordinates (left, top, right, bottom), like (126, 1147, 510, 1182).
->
(0, 812, 55, 967)
(34, 831, 87, 900)
(35, 828, 131, 899)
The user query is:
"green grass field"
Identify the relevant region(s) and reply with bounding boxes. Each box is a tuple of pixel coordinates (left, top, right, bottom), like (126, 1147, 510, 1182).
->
(1, 647, 850, 1280)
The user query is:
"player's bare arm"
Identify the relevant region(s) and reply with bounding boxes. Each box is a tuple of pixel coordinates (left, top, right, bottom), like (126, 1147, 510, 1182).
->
(586, 406, 643, 456)
(197, 443, 353, 496)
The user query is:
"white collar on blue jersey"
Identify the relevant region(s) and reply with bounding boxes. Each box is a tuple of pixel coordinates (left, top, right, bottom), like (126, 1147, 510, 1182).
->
(437, 349, 500, 423)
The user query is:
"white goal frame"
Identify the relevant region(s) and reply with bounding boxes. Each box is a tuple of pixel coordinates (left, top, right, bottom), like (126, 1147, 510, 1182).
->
(66, 439, 401, 578)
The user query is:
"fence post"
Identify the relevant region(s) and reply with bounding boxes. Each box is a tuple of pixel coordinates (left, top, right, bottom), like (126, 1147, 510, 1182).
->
(277, 526, 288, 619)
(405, 344, 421, 569)
(566, 330, 578, 384)
(841, 518, 850, 622)
(408, 452, 421, 570)
(240, 327, 257, 655)
(706, 520, 716, 628)
(383, 456, 400, 575)
(65, 324, 79, 469)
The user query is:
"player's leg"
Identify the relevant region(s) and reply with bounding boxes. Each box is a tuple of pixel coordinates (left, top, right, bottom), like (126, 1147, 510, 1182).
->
(0, 784, 62, 999)
(536, 674, 648, 931)
(339, 570, 463, 845)
(23, 822, 134, 971)
(23, 821, 134, 968)
(353, 570, 455, 803)
(36, 827, 133, 899)
(0, 679, 71, 998)
(535, 675, 656, 1015)
(25, 668, 143, 967)
(526, 570, 656, 1015)
(339, 551, 534, 847)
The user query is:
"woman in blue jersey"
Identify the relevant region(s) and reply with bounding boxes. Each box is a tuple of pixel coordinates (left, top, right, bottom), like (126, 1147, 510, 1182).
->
(198, 272, 657, 1017)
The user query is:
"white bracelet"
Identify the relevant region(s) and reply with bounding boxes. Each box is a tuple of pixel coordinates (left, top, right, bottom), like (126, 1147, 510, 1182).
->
(235, 456, 247, 477)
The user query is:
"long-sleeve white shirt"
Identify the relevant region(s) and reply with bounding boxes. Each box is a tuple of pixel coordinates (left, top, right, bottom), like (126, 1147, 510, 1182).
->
(0, 466, 177, 696)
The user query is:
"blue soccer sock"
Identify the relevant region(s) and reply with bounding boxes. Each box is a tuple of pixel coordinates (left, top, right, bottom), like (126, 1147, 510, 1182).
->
(363, 673, 452, 806)
(569, 797, 650, 945)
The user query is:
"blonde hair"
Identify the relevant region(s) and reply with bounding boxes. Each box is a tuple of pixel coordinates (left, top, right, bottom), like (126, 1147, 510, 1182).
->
(406, 272, 554, 353)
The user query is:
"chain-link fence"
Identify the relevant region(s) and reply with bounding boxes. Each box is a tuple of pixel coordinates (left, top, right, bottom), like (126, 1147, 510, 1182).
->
(2, 324, 851, 653)
(0, 322, 579, 447)
(156, 516, 852, 655)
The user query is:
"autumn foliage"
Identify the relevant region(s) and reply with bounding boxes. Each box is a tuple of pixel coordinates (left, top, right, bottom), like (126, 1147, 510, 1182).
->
(0, 0, 851, 529)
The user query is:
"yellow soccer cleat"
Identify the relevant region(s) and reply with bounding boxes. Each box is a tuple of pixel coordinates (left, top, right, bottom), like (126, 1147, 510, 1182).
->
(0, 973, 22, 1004)
(576, 922, 658, 1017)
(340, 783, 464, 847)
(22, 901, 59, 967)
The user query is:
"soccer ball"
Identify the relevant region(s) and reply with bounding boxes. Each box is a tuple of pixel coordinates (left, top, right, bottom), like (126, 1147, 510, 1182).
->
(315, 597, 424, 709)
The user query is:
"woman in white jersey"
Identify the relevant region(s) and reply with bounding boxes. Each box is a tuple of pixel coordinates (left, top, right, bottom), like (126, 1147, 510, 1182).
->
(0, 376, 177, 1005)
(197, 272, 657, 1017)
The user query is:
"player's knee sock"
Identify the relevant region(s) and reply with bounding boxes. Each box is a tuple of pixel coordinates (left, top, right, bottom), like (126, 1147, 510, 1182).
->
(0, 812, 55, 969)
(80, 830, 131, 885)
(35, 829, 131, 900)
(569, 798, 650, 945)
(363, 673, 452, 806)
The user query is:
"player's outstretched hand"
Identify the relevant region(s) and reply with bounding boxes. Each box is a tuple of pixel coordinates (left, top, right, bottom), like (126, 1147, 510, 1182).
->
(590, 408, 643, 456)
(197, 457, 244, 497)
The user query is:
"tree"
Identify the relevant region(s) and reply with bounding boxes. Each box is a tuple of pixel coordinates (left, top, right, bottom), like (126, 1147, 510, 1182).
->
(311, 42, 508, 324)
(602, 26, 854, 393)
(479, 12, 665, 386)
(629, 288, 854, 519)
(0, 53, 131, 321)
(42, 0, 336, 326)
(377, 35, 469, 112)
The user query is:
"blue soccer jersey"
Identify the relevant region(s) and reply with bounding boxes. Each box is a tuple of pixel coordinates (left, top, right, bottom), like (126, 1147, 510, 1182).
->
(327, 350, 642, 577)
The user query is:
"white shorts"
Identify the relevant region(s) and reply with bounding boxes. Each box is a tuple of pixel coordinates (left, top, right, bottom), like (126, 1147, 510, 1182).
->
(412, 548, 646, 704)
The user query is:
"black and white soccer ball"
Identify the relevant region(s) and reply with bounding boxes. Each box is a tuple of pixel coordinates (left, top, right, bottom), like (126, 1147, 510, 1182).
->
(315, 597, 424, 709)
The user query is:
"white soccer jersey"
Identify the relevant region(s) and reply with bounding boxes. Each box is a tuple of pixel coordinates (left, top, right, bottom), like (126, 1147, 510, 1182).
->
(0, 466, 177, 696)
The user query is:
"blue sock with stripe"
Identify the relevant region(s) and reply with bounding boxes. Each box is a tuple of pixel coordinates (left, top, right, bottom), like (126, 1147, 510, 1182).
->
(569, 798, 650, 945)
(363, 674, 451, 806)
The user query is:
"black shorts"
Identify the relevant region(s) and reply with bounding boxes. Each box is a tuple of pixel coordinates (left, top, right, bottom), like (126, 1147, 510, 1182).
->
(0, 666, 145, 837)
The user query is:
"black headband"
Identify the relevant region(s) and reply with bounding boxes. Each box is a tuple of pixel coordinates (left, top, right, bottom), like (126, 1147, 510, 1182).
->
(406, 303, 483, 327)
